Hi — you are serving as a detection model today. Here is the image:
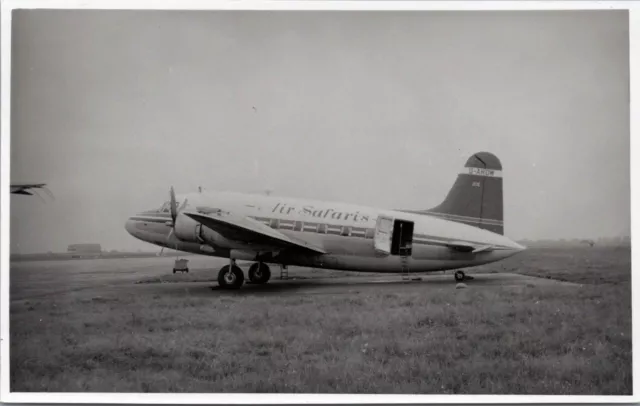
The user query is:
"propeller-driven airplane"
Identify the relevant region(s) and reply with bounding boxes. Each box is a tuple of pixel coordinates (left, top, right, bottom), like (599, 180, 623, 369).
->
(10, 183, 52, 199)
(125, 152, 525, 289)
(10, 183, 46, 195)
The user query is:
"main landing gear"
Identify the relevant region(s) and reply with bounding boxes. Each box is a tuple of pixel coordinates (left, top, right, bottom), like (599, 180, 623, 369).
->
(454, 270, 474, 282)
(216, 260, 272, 290)
(217, 260, 244, 290)
(248, 262, 271, 285)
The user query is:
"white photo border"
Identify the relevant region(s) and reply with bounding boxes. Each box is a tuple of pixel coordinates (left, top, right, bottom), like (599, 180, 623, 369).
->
(1, 0, 638, 404)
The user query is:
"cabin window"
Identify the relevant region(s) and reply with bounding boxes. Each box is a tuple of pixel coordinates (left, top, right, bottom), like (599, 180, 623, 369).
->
(327, 225, 341, 235)
(270, 219, 279, 229)
(341, 226, 351, 237)
(303, 222, 318, 232)
(279, 220, 295, 230)
(365, 228, 375, 239)
(317, 224, 327, 234)
(294, 221, 303, 232)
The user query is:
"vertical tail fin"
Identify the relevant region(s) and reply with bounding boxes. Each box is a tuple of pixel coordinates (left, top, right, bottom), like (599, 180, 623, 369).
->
(418, 152, 504, 235)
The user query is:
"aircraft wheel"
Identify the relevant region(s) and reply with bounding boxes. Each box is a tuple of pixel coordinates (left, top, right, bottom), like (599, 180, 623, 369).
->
(218, 265, 244, 289)
(454, 271, 465, 282)
(248, 262, 271, 284)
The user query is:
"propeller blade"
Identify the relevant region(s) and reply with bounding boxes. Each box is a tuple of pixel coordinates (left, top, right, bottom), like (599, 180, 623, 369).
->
(167, 188, 187, 253)
(179, 198, 188, 211)
(169, 186, 177, 225)
(163, 228, 175, 255)
(166, 228, 181, 253)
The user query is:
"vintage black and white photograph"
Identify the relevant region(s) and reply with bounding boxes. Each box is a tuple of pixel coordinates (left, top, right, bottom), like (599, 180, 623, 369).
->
(2, 1, 634, 401)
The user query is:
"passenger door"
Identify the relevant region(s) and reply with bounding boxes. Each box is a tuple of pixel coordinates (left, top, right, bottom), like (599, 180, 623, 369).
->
(373, 215, 394, 255)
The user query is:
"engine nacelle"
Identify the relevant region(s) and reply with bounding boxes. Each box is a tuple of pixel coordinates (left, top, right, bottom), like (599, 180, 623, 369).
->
(173, 214, 202, 243)
(173, 214, 232, 247)
(173, 214, 276, 251)
(200, 226, 237, 248)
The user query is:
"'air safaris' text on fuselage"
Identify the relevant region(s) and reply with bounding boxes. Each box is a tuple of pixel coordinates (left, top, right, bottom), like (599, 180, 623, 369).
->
(271, 203, 371, 222)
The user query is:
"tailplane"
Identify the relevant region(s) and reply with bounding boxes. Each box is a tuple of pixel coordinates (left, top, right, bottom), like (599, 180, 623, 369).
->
(410, 152, 504, 235)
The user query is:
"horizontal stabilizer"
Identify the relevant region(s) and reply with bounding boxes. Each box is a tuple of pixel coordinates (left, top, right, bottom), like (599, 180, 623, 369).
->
(471, 245, 495, 254)
(445, 241, 495, 254)
(445, 241, 475, 252)
(183, 210, 327, 255)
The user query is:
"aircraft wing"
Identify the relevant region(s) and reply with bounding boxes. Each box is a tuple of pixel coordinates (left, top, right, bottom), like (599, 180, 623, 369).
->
(10, 183, 50, 196)
(445, 241, 494, 253)
(182, 210, 327, 255)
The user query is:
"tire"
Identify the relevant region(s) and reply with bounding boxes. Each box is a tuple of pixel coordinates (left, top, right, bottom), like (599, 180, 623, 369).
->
(173, 269, 176, 274)
(454, 271, 465, 282)
(218, 265, 245, 289)
(248, 263, 271, 284)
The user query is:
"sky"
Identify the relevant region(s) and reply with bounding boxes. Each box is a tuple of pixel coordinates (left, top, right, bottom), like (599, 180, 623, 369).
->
(8, 9, 630, 253)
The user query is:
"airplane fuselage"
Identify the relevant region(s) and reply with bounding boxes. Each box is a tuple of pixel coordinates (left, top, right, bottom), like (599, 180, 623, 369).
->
(125, 190, 524, 274)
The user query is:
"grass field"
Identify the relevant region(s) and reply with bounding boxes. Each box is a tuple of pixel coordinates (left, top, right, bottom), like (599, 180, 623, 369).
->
(9, 246, 632, 394)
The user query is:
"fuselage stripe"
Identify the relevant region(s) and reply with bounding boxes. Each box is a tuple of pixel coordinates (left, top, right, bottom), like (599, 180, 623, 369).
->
(130, 216, 170, 224)
(426, 212, 503, 225)
(129, 214, 514, 251)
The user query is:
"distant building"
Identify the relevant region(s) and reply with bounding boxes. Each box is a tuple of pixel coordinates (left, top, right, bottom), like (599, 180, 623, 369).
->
(67, 243, 102, 258)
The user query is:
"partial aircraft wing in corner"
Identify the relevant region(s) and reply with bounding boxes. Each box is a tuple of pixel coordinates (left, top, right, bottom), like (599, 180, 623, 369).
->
(183, 209, 327, 255)
(10, 183, 53, 198)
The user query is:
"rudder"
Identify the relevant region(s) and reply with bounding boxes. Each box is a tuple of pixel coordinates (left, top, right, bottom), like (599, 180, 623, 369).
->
(421, 152, 504, 235)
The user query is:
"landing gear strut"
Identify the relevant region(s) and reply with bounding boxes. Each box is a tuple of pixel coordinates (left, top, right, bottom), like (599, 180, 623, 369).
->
(217, 259, 244, 289)
(248, 262, 271, 284)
